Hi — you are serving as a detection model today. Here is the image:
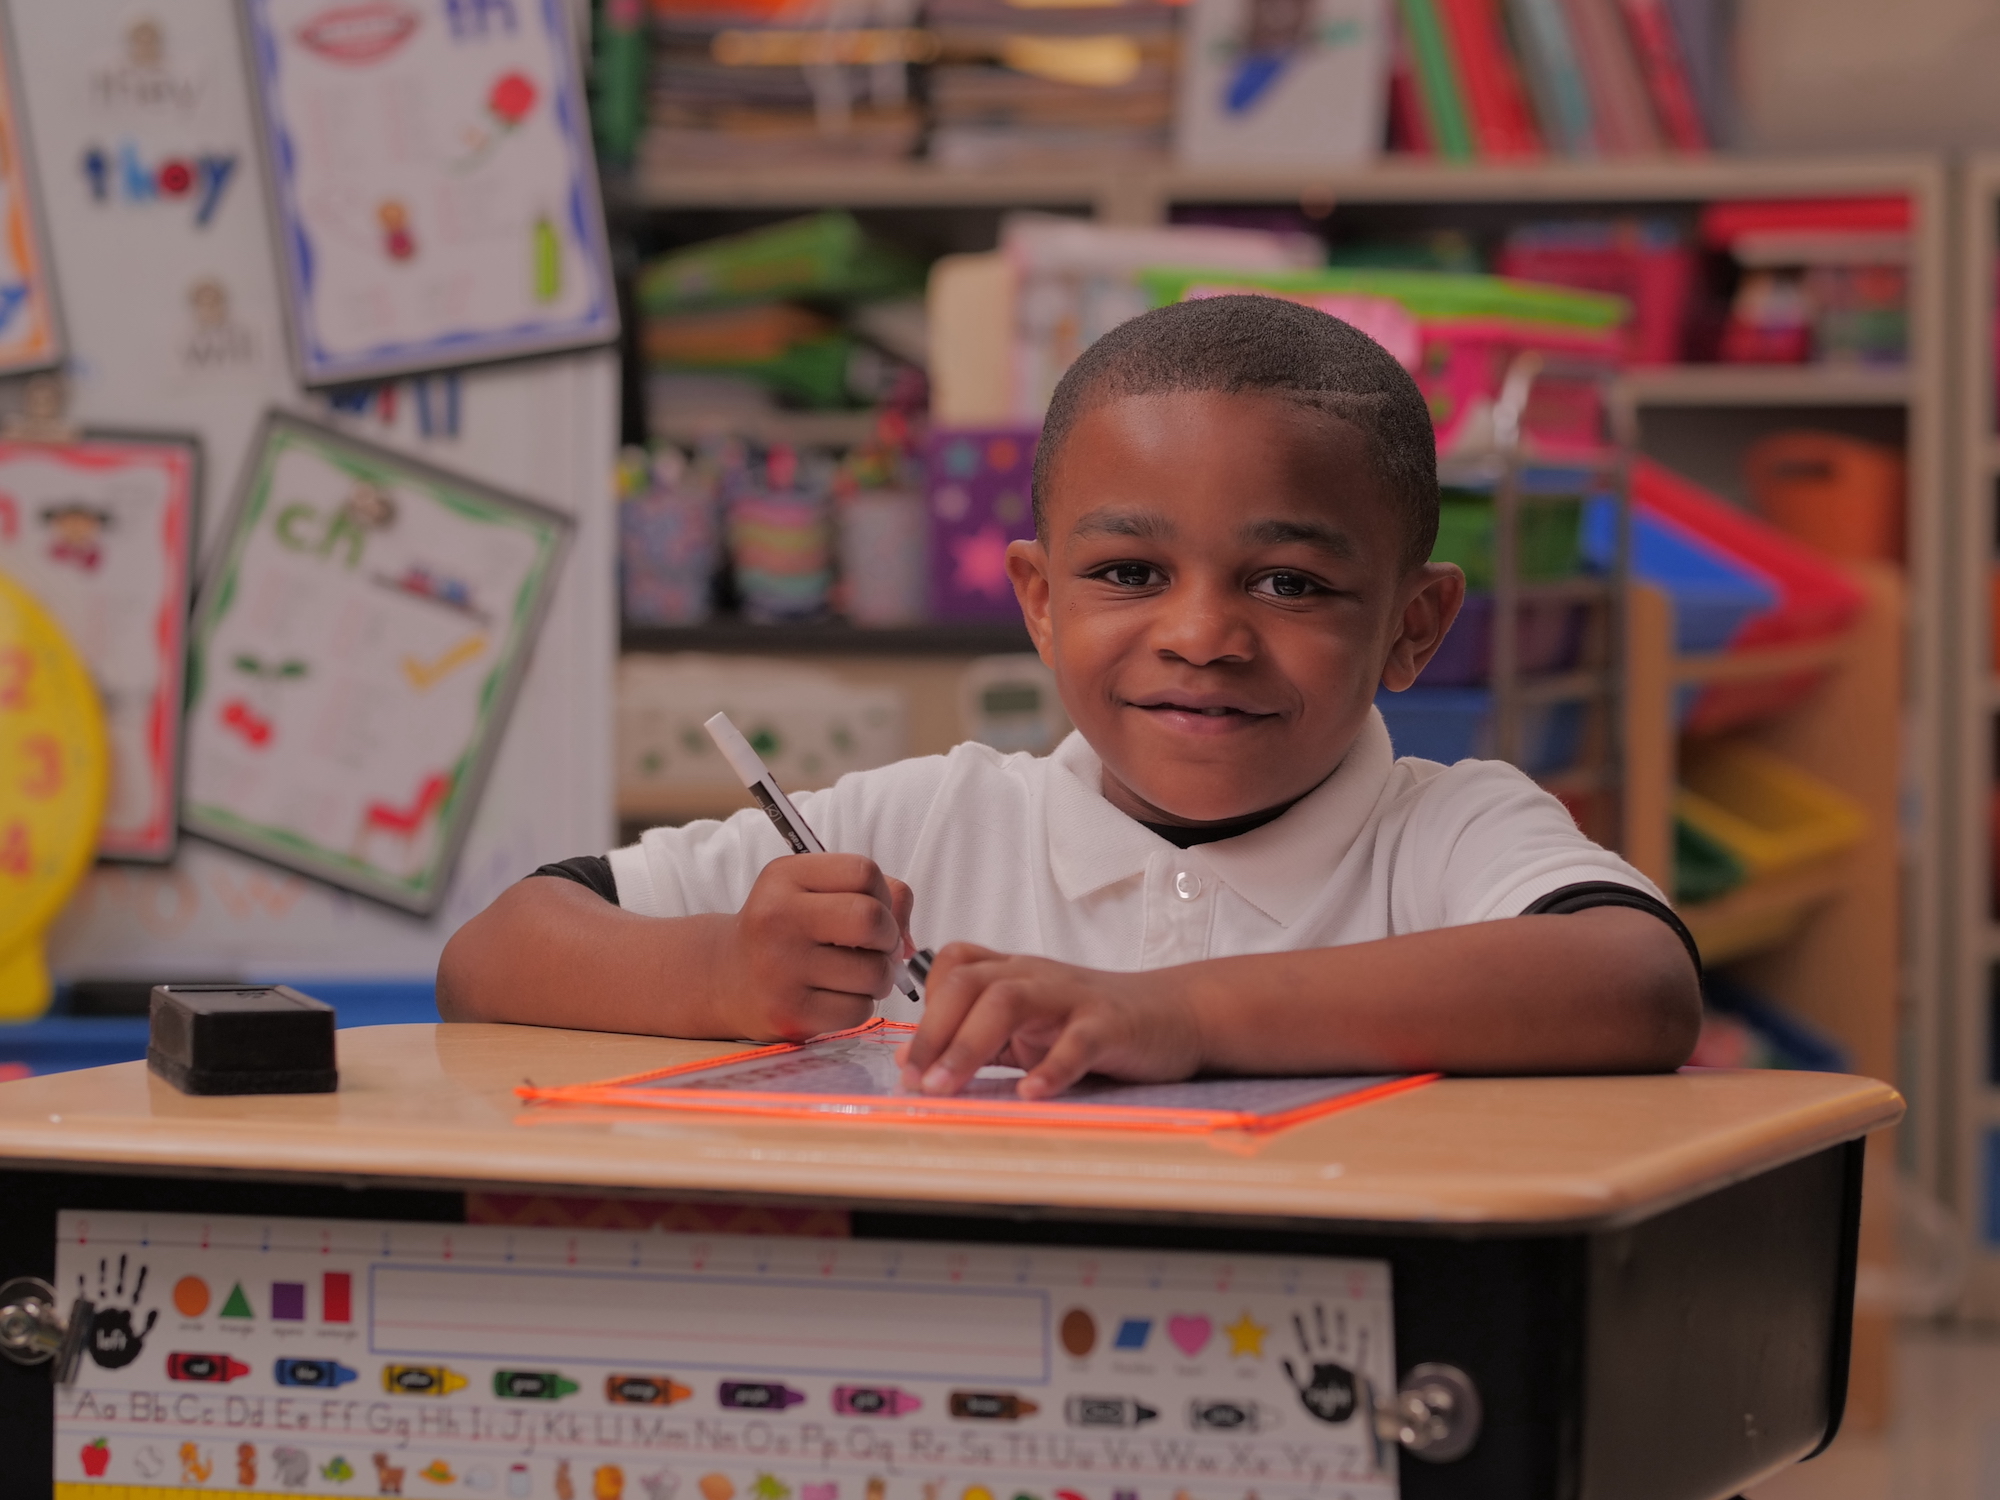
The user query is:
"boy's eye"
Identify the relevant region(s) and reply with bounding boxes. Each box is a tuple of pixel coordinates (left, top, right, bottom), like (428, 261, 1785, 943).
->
(1095, 562, 1163, 588)
(1254, 571, 1323, 599)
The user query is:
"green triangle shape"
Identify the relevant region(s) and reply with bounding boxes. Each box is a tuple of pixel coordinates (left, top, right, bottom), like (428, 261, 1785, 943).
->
(220, 1282, 253, 1319)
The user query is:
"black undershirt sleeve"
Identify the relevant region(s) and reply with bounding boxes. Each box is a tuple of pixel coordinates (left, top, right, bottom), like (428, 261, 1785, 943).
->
(1522, 880, 1701, 977)
(530, 854, 620, 905)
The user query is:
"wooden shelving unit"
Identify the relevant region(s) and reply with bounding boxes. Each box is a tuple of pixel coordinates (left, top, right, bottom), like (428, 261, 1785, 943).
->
(1946, 153, 2000, 1317)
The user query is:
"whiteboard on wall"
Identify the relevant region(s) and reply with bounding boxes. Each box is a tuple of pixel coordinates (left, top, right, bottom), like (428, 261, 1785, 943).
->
(8, 0, 614, 980)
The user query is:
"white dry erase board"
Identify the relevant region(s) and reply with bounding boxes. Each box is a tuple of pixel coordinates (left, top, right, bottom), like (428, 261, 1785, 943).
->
(239, 0, 618, 387)
(52, 1209, 1400, 1499)
(180, 410, 572, 914)
(0, 432, 200, 862)
(0, 3, 64, 374)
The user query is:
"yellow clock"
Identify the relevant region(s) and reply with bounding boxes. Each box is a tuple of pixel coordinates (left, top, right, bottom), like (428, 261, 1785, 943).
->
(0, 573, 107, 1022)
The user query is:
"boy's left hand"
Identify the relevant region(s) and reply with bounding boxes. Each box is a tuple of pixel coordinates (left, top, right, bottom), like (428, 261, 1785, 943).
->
(896, 943, 1203, 1100)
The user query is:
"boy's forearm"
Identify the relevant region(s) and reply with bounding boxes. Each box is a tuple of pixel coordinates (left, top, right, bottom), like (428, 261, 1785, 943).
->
(437, 878, 734, 1037)
(1184, 907, 1699, 1076)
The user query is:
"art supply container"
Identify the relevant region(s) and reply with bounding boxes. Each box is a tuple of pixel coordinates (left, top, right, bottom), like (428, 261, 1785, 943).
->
(730, 449, 832, 622)
(838, 490, 928, 626)
(1744, 430, 1905, 563)
(619, 448, 719, 626)
(1419, 597, 1588, 687)
(927, 426, 1039, 620)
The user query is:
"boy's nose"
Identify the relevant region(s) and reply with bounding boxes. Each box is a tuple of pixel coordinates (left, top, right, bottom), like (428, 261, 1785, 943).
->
(1152, 580, 1255, 665)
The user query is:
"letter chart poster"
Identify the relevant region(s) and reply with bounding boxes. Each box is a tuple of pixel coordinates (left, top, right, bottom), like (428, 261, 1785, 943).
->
(52, 1211, 1399, 1500)
(240, 0, 618, 386)
(0, 4, 64, 374)
(181, 410, 570, 914)
(0, 434, 199, 861)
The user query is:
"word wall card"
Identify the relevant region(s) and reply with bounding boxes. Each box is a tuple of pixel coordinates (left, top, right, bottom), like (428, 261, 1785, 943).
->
(52, 1211, 1399, 1500)
(181, 411, 570, 914)
(0, 5, 63, 374)
(0, 434, 200, 860)
(240, 0, 618, 385)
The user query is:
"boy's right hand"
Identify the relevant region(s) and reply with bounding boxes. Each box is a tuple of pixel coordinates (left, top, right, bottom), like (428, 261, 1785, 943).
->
(716, 853, 914, 1042)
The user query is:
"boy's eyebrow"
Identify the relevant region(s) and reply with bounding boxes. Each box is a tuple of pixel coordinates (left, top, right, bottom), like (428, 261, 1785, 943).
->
(1240, 517, 1358, 558)
(1072, 507, 1175, 541)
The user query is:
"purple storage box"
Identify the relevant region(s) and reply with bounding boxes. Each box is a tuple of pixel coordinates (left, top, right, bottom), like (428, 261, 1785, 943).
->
(1420, 596, 1588, 686)
(927, 426, 1040, 620)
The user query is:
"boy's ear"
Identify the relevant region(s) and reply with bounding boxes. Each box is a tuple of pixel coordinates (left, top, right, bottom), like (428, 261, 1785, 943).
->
(1006, 537, 1057, 669)
(1380, 563, 1466, 693)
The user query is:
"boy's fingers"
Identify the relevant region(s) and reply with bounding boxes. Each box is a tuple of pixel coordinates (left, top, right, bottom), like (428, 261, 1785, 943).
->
(886, 878, 915, 956)
(792, 988, 880, 1040)
(784, 852, 893, 899)
(917, 979, 1038, 1094)
(899, 946, 1005, 1077)
(803, 943, 895, 1001)
(1017, 1021, 1101, 1100)
(803, 891, 903, 954)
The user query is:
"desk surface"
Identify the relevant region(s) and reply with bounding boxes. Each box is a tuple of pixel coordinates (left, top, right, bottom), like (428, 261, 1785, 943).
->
(0, 1022, 1902, 1232)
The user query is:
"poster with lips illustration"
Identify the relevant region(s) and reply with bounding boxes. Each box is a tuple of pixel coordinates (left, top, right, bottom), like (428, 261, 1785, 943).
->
(180, 410, 569, 914)
(0, 434, 200, 862)
(238, 0, 617, 385)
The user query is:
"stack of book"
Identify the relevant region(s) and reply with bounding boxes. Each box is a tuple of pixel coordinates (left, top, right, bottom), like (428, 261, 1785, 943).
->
(1391, 0, 1733, 159)
(1701, 198, 1910, 367)
(638, 0, 925, 172)
(925, 0, 1182, 169)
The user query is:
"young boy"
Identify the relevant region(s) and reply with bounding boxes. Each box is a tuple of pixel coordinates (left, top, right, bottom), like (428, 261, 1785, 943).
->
(440, 295, 1700, 1096)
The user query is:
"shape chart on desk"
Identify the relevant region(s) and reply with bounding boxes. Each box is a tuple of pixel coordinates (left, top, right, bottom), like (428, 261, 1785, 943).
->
(52, 1211, 1398, 1500)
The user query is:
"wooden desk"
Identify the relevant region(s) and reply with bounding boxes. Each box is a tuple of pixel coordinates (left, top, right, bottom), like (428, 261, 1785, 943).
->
(0, 1024, 1902, 1500)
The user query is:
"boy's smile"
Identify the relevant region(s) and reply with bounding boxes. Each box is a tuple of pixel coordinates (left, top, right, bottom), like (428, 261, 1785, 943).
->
(1009, 389, 1464, 827)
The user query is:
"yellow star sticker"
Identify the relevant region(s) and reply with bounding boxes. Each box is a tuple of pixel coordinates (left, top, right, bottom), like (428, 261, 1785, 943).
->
(1224, 1311, 1268, 1357)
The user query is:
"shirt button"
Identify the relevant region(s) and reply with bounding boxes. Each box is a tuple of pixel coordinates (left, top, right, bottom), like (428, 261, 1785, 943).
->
(1174, 870, 1202, 901)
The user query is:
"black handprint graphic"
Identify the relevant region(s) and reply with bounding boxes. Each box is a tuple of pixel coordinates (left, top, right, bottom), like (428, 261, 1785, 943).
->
(82, 1255, 156, 1369)
(1281, 1304, 1357, 1424)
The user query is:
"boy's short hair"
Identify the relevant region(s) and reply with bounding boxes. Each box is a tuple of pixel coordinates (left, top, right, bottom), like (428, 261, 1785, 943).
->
(1031, 294, 1440, 569)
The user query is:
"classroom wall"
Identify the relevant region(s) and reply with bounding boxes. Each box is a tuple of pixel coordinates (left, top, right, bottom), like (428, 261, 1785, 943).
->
(1739, 0, 2000, 150)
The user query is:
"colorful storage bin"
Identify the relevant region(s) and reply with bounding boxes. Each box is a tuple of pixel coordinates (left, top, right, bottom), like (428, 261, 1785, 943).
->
(1675, 742, 1868, 881)
(1633, 459, 1868, 734)
(928, 426, 1039, 621)
(1375, 688, 1584, 777)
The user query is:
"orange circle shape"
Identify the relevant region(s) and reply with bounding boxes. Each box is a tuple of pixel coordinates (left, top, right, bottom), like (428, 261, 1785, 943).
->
(173, 1276, 210, 1317)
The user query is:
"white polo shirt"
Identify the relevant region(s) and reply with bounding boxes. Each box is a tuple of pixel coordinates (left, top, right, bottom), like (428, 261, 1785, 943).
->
(607, 708, 1665, 1023)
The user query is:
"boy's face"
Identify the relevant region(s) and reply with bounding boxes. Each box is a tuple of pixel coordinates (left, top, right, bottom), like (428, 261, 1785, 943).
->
(1008, 389, 1464, 825)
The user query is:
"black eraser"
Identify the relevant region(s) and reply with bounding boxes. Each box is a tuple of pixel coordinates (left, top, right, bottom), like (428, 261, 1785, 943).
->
(147, 985, 338, 1095)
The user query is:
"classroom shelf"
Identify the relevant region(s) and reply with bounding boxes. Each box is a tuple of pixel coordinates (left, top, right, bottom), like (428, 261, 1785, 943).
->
(1617, 364, 1912, 408)
(1679, 856, 1856, 968)
(621, 619, 1035, 655)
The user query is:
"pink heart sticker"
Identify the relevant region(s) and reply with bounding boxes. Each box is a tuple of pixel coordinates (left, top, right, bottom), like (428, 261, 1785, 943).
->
(1167, 1315, 1212, 1356)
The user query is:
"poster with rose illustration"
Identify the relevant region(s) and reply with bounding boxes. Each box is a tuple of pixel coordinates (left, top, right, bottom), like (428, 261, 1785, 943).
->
(238, 0, 617, 385)
(181, 410, 570, 913)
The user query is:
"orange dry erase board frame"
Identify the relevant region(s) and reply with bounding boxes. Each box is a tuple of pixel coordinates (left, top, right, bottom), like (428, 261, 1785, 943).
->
(517, 1017, 1440, 1134)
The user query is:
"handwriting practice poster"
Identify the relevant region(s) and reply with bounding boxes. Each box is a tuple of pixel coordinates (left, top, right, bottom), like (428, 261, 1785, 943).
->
(241, 0, 617, 385)
(0, 435, 198, 862)
(182, 412, 570, 913)
(0, 8, 63, 373)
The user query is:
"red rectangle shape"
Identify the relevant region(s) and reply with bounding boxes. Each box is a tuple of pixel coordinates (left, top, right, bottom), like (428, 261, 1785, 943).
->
(323, 1272, 352, 1324)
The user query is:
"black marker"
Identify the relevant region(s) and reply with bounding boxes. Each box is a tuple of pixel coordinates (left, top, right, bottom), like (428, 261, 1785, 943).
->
(706, 712, 933, 1003)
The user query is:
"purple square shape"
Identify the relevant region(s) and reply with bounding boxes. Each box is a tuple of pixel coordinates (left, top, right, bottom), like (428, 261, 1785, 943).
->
(271, 1282, 306, 1321)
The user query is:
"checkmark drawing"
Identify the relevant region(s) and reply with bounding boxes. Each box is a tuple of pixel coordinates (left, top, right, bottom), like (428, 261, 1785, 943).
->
(401, 633, 487, 691)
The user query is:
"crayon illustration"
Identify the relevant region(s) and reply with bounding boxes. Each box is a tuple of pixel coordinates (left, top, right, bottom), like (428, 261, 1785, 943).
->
(275, 1357, 357, 1388)
(421, 1459, 458, 1484)
(495, 1369, 580, 1400)
(79, 1438, 110, 1477)
(698, 1475, 733, 1500)
(1187, 1398, 1277, 1432)
(179, 1444, 213, 1484)
(1064, 1395, 1158, 1428)
(948, 1392, 1038, 1421)
(322, 1456, 355, 1483)
(379, 200, 416, 261)
(750, 1476, 790, 1500)
(382, 1364, 467, 1396)
(719, 1381, 806, 1411)
(832, 1385, 921, 1417)
(273, 1449, 311, 1486)
(534, 215, 561, 303)
(597, 1467, 626, 1500)
(237, 1444, 258, 1486)
(166, 1352, 251, 1382)
(609, 1374, 695, 1405)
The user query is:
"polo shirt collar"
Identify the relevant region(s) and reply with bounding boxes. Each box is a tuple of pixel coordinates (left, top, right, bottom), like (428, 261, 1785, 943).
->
(1043, 709, 1399, 925)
